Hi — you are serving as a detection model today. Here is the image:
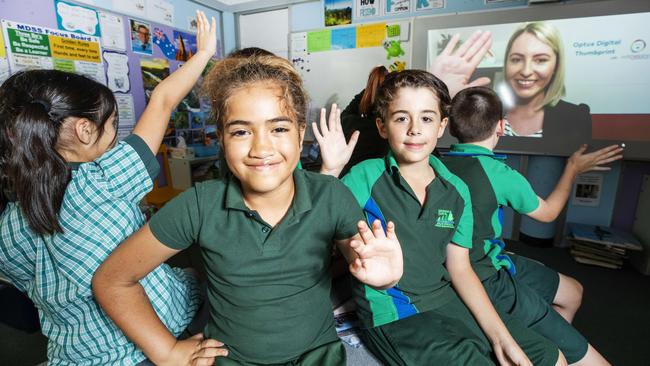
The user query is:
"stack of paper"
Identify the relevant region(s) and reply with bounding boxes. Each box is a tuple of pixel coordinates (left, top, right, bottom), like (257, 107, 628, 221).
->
(568, 223, 643, 269)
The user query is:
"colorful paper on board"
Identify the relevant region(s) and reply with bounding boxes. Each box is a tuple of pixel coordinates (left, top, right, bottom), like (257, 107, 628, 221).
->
(356, 23, 385, 48)
(0, 32, 6, 58)
(331, 27, 356, 50)
(307, 30, 331, 52)
(55, 0, 101, 37)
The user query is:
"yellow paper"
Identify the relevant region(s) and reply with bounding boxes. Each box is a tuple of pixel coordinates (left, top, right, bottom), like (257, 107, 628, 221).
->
(0, 32, 6, 58)
(356, 22, 386, 48)
(49, 35, 101, 63)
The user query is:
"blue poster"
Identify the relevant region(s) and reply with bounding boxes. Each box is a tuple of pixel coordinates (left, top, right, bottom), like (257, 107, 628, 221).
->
(331, 27, 356, 50)
(54, 0, 101, 37)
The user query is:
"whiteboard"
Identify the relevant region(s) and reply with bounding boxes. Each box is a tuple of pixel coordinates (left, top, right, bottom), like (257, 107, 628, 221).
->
(290, 21, 412, 139)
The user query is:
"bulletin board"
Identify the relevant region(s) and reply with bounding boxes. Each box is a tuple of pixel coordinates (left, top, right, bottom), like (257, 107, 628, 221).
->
(0, 0, 221, 141)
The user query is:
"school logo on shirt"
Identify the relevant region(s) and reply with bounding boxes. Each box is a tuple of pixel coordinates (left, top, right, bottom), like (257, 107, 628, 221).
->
(435, 209, 455, 229)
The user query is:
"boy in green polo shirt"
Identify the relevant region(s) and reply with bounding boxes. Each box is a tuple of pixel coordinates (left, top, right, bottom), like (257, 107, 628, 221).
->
(327, 70, 564, 365)
(442, 86, 622, 365)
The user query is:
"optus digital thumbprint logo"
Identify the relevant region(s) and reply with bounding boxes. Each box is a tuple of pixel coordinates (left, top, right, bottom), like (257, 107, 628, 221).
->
(631, 39, 646, 53)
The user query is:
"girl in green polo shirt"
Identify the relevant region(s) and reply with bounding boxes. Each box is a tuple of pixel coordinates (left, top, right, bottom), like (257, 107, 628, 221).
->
(0, 11, 218, 366)
(92, 54, 404, 366)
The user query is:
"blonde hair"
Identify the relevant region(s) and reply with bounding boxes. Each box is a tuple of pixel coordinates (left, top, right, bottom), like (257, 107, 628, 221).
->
(504, 22, 565, 108)
(202, 55, 308, 137)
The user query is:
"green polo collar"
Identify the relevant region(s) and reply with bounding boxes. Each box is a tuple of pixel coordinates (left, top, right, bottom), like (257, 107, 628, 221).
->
(224, 170, 312, 216)
(450, 143, 494, 155)
(385, 150, 447, 175)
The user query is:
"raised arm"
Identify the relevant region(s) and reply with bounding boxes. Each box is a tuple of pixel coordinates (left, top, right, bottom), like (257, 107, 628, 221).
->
(446, 244, 532, 366)
(133, 10, 217, 154)
(335, 220, 403, 289)
(92, 224, 227, 366)
(528, 144, 623, 223)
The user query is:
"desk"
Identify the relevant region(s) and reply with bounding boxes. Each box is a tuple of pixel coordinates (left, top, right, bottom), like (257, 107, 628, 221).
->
(168, 155, 219, 190)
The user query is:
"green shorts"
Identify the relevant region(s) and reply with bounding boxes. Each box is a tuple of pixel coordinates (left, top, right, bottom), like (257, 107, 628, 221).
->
(360, 294, 558, 366)
(510, 254, 560, 304)
(484, 268, 588, 364)
(214, 340, 345, 366)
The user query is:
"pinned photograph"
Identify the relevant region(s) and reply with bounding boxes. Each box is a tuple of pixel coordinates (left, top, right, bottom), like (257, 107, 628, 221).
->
(130, 18, 153, 55)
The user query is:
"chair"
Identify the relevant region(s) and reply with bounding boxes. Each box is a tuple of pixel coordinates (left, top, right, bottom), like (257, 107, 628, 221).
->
(145, 144, 183, 209)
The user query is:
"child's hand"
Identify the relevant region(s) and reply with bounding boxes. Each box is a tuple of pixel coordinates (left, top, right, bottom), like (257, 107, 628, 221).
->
(159, 333, 228, 366)
(349, 220, 403, 289)
(493, 337, 532, 366)
(195, 10, 217, 57)
(314, 104, 359, 177)
(567, 144, 623, 175)
(430, 31, 493, 98)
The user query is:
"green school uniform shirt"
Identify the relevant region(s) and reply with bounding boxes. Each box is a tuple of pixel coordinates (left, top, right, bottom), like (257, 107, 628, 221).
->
(441, 143, 540, 280)
(149, 170, 364, 364)
(0, 135, 201, 366)
(341, 152, 474, 328)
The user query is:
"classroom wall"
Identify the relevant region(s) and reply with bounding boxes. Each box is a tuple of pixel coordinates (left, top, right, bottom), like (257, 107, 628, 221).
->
(222, 11, 236, 55)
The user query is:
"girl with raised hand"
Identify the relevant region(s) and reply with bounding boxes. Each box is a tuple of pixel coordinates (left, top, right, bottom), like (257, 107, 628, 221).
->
(0, 10, 217, 366)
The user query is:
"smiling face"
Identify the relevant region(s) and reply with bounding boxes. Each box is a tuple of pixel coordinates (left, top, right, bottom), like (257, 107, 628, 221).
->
(221, 82, 304, 196)
(505, 32, 557, 104)
(376, 87, 447, 168)
(137, 25, 150, 44)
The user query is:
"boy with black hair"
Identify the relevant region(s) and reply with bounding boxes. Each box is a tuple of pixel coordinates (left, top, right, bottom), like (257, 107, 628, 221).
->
(442, 86, 622, 365)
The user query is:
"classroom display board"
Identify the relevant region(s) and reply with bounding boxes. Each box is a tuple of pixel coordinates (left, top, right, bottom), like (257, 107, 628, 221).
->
(412, 0, 650, 160)
(290, 21, 411, 138)
(1, 20, 106, 84)
(0, 0, 220, 142)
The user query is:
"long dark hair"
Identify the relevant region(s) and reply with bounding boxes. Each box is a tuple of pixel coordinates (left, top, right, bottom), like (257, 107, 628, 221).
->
(0, 70, 117, 235)
(359, 66, 388, 117)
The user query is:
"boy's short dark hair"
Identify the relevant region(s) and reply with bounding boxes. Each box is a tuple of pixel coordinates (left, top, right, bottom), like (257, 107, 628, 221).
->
(449, 87, 503, 143)
(374, 69, 451, 122)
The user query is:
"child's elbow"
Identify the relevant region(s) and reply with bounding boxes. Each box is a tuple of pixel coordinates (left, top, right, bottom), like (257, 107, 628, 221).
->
(91, 265, 110, 301)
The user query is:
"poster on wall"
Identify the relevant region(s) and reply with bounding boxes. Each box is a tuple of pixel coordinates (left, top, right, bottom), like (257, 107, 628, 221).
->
(416, 0, 444, 11)
(385, 0, 410, 15)
(572, 174, 603, 207)
(103, 51, 130, 93)
(130, 18, 152, 55)
(54, 0, 100, 37)
(172, 30, 197, 61)
(357, 0, 380, 19)
(140, 57, 169, 102)
(152, 27, 177, 59)
(0, 31, 9, 84)
(147, 0, 174, 26)
(113, 0, 146, 17)
(324, 0, 352, 27)
(99, 11, 126, 52)
(115, 93, 136, 139)
(1, 19, 106, 84)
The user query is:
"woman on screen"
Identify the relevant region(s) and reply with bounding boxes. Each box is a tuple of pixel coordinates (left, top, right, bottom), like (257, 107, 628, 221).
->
(500, 22, 591, 139)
